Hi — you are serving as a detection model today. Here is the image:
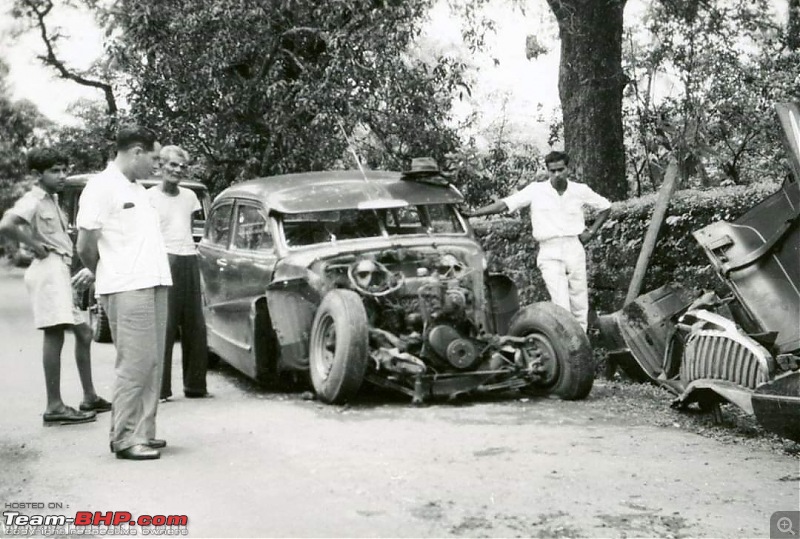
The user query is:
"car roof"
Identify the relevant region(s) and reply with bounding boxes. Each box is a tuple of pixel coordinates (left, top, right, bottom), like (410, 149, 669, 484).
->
(215, 170, 464, 213)
(65, 173, 208, 191)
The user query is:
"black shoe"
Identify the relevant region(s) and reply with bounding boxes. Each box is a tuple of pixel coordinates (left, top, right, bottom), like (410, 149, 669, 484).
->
(79, 396, 112, 413)
(184, 391, 213, 399)
(146, 439, 167, 449)
(115, 444, 160, 460)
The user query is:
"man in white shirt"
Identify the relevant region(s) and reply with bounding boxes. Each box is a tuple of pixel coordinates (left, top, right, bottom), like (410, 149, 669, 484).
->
(147, 145, 209, 401)
(465, 151, 611, 331)
(76, 125, 172, 460)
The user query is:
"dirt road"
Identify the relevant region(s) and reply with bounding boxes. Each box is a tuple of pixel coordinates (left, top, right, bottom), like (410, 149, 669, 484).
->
(0, 264, 797, 538)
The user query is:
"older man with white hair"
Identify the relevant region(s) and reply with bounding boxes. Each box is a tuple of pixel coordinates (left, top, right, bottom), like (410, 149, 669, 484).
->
(147, 145, 210, 401)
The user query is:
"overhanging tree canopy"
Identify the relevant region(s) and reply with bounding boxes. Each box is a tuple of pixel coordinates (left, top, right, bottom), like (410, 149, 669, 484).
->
(106, 0, 465, 187)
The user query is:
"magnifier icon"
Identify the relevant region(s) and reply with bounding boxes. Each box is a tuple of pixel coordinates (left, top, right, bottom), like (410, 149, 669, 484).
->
(778, 516, 796, 535)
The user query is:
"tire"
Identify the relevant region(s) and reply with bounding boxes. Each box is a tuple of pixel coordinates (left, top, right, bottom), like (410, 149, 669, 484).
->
(309, 289, 369, 404)
(508, 302, 594, 400)
(90, 302, 112, 343)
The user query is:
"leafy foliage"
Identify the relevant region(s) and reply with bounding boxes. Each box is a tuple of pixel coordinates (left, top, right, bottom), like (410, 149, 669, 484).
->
(622, 0, 800, 194)
(449, 140, 543, 208)
(0, 60, 51, 213)
(101, 0, 465, 190)
(46, 99, 115, 173)
(0, 59, 53, 255)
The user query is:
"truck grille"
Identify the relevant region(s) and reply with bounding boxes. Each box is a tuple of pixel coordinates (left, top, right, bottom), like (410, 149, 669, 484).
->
(682, 332, 770, 389)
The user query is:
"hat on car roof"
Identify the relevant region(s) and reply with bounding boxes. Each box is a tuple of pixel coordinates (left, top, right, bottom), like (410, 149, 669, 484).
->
(405, 157, 440, 174)
(401, 157, 450, 185)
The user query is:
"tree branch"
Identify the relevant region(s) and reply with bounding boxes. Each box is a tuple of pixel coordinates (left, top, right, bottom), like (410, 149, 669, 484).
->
(23, 0, 117, 118)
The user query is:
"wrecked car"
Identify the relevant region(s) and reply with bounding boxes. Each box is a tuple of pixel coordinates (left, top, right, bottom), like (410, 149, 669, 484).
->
(197, 170, 594, 404)
(598, 102, 800, 441)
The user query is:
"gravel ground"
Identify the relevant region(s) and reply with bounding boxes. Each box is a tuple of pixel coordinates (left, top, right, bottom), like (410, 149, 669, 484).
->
(587, 378, 800, 459)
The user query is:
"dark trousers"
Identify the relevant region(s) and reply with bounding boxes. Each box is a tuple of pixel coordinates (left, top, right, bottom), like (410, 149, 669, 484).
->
(162, 254, 208, 398)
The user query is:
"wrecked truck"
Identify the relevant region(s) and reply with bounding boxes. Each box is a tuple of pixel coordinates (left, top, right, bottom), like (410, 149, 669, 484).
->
(197, 169, 594, 404)
(598, 102, 800, 441)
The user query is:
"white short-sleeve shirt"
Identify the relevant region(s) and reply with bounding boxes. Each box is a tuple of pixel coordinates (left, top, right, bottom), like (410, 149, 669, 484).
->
(76, 163, 172, 294)
(146, 186, 201, 255)
(502, 180, 611, 242)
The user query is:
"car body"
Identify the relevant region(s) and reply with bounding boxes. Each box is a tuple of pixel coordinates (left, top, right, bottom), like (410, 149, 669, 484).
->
(61, 173, 211, 342)
(198, 169, 595, 404)
(597, 102, 800, 441)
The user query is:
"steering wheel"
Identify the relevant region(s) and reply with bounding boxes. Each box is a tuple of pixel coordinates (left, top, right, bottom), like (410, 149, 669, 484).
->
(347, 259, 404, 297)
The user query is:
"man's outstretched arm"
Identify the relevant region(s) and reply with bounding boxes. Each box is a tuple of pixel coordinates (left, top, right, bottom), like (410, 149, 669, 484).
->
(462, 200, 509, 218)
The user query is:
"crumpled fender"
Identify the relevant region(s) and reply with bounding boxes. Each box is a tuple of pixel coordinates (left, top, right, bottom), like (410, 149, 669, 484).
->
(265, 263, 323, 370)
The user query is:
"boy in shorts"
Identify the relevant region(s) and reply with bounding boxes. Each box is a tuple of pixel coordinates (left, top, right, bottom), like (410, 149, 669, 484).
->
(0, 148, 110, 426)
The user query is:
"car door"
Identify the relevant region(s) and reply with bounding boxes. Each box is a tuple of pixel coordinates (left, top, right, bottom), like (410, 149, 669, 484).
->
(223, 201, 278, 370)
(197, 201, 235, 349)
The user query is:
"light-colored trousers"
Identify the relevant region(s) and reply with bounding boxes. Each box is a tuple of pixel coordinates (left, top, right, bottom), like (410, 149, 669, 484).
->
(536, 236, 589, 331)
(100, 286, 168, 452)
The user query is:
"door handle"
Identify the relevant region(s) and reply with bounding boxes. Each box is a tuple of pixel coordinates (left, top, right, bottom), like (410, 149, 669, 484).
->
(216, 259, 228, 268)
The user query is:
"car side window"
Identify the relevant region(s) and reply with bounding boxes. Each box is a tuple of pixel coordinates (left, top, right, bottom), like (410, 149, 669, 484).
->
(206, 203, 233, 246)
(233, 204, 273, 251)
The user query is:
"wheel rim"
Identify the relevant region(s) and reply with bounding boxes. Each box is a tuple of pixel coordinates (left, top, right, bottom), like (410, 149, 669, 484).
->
(311, 313, 336, 381)
(520, 333, 560, 387)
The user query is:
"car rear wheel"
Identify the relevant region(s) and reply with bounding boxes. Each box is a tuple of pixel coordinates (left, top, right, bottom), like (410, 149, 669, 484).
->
(309, 289, 368, 404)
(508, 302, 594, 400)
(89, 302, 112, 343)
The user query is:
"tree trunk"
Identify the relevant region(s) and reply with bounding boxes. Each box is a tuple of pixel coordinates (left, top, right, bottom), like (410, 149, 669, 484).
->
(546, 0, 628, 200)
(789, 0, 800, 51)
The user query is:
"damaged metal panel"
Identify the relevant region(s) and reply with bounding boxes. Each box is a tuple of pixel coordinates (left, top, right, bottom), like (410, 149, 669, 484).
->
(596, 283, 696, 381)
(266, 284, 319, 371)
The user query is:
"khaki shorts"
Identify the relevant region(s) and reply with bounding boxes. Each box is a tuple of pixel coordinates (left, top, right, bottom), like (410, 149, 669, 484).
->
(24, 253, 84, 329)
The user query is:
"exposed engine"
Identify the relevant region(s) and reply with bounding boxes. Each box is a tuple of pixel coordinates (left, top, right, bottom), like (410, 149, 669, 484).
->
(321, 250, 511, 377)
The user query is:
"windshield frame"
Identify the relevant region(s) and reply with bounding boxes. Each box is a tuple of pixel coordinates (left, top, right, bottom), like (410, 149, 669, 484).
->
(277, 203, 468, 249)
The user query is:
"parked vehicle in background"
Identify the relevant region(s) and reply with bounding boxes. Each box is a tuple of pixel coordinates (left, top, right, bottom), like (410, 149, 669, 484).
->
(597, 102, 800, 442)
(197, 169, 595, 404)
(61, 174, 211, 342)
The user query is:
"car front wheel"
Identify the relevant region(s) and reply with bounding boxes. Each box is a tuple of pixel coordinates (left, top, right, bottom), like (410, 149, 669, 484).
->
(508, 302, 594, 400)
(309, 289, 369, 404)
